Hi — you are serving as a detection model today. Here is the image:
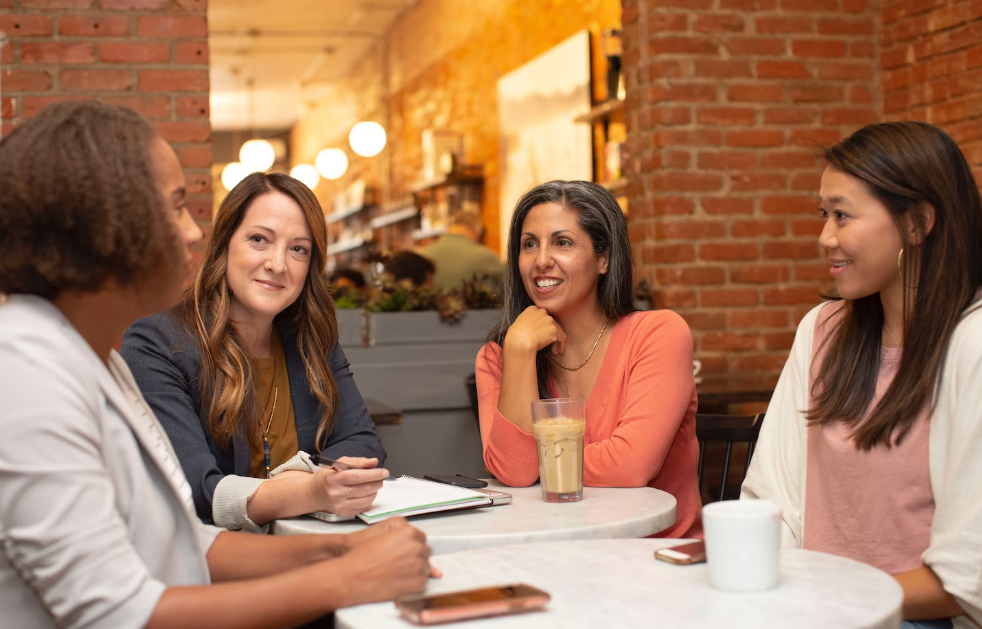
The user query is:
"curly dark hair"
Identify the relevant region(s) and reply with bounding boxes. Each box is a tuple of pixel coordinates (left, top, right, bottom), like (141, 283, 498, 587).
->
(0, 100, 182, 299)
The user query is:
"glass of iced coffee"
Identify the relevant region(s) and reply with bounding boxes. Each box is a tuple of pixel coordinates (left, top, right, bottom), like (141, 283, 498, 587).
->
(531, 398, 586, 503)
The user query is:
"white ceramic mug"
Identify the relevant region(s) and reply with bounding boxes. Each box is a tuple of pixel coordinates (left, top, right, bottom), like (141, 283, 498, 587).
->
(702, 499, 781, 592)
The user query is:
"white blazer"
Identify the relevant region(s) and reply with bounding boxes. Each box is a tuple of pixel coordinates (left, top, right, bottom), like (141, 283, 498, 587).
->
(0, 295, 222, 629)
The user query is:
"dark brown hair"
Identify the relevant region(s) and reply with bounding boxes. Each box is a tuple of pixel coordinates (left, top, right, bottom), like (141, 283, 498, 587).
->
(0, 101, 182, 298)
(487, 180, 637, 399)
(808, 121, 982, 449)
(177, 172, 340, 452)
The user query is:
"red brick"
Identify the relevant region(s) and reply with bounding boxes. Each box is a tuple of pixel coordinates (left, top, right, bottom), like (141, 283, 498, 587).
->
(789, 128, 843, 146)
(794, 263, 832, 281)
(693, 15, 746, 33)
(103, 96, 170, 119)
(763, 108, 815, 125)
(649, 13, 688, 31)
(821, 107, 879, 125)
(153, 120, 211, 143)
(685, 312, 728, 331)
(649, 84, 718, 103)
(731, 265, 791, 284)
(695, 60, 753, 79)
(21, 0, 91, 6)
(698, 151, 757, 169)
(721, 0, 777, 8)
(654, 129, 723, 147)
(703, 332, 758, 351)
(658, 0, 713, 6)
(756, 17, 813, 34)
(60, 69, 132, 91)
(731, 173, 788, 191)
(850, 41, 876, 58)
(176, 96, 209, 117)
(100, 42, 169, 63)
(762, 195, 819, 215)
(732, 355, 788, 373)
(175, 41, 208, 64)
(817, 18, 875, 36)
(700, 289, 760, 307)
(653, 197, 695, 216)
(731, 220, 786, 238)
(727, 38, 787, 56)
(183, 169, 211, 195)
(1, 69, 52, 91)
(656, 266, 727, 285)
(651, 244, 696, 263)
(650, 37, 720, 56)
(101, 0, 169, 8)
(176, 0, 206, 12)
(793, 40, 848, 58)
(792, 218, 824, 236)
(763, 331, 796, 350)
(659, 290, 698, 309)
(726, 130, 784, 147)
(652, 172, 724, 192)
(20, 42, 95, 65)
(0, 43, 12, 64)
(696, 107, 755, 126)
(1, 97, 14, 119)
(757, 61, 812, 80)
(842, 0, 869, 12)
(790, 85, 845, 102)
(791, 172, 821, 190)
(0, 15, 54, 37)
(138, 16, 208, 38)
(700, 243, 759, 261)
(139, 70, 209, 92)
(654, 107, 691, 125)
(763, 286, 822, 305)
(58, 15, 130, 37)
(763, 241, 819, 259)
(655, 220, 727, 240)
(648, 60, 687, 80)
(728, 84, 785, 102)
(818, 62, 875, 80)
(20, 95, 92, 117)
(663, 151, 690, 168)
(881, 46, 911, 70)
(760, 150, 819, 168)
(702, 197, 754, 214)
(185, 197, 212, 221)
(730, 309, 788, 328)
(782, 0, 837, 9)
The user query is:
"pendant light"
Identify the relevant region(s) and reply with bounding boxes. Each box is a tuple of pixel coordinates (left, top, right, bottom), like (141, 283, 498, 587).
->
(290, 163, 320, 190)
(221, 161, 249, 191)
(240, 139, 275, 172)
(315, 148, 349, 180)
(348, 121, 386, 157)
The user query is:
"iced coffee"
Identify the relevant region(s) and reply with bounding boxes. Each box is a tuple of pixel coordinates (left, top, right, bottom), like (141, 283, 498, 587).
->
(531, 399, 586, 503)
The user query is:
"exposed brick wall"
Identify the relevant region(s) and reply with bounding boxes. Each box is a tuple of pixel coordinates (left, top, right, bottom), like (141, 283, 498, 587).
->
(291, 0, 622, 254)
(621, 0, 879, 388)
(0, 0, 212, 231)
(881, 0, 982, 181)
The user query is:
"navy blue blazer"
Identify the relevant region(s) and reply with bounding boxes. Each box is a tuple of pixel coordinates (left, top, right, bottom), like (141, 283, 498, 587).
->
(120, 310, 385, 524)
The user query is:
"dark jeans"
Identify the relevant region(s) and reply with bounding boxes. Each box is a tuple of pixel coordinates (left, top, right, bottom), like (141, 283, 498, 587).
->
(900, 619, 954, 629)
(296, 612, 334, 629)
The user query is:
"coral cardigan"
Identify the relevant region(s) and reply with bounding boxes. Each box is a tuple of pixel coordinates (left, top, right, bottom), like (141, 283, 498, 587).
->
(476, 310, 702, 538)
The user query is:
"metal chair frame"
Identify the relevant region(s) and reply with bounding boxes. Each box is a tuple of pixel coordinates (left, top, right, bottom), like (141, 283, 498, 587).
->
(696, 413, 764, 503)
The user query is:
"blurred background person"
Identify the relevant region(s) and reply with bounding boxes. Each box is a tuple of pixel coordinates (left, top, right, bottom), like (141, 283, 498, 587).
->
(419, 211, 504, 291)
(383, 250, 436, 288)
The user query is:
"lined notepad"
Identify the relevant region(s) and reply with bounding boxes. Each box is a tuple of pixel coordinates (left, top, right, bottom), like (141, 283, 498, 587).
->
(356, 476, 491, 524)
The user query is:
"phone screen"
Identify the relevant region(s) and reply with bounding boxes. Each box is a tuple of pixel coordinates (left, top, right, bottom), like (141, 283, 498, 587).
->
(401, 585, 545, 611)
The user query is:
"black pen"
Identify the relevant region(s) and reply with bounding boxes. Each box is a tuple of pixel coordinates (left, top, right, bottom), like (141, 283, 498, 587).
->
(311, 455, 399, 479)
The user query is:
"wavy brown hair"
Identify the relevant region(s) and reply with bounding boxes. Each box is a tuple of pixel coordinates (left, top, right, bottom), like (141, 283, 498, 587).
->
(177, 172, 340, 452)
(808, 122, 982, 449)
(0, 101, 182, 298)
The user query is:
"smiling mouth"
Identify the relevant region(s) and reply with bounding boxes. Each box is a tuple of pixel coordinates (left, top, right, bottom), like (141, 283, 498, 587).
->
(832, 261, 852, 268)
(536, 279, 562, 288)
(256, 280, 284, 289)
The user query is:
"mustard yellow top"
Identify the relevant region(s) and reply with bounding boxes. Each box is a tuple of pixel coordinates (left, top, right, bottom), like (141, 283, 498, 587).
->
(249, 332, 299, 478)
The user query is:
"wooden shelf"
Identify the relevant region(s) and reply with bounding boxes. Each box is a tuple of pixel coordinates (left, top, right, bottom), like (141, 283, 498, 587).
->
(327, 237, 366, 254)
(601, 178, 629, 194)
(410, 172, 484, 194)
(574, 98, 625, 124)
(370, 206, 418, 229)
(326, 205, 370, 225)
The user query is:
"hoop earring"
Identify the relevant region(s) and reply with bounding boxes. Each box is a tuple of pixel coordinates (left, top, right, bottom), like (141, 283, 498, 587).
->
(897, 248, 904, 281)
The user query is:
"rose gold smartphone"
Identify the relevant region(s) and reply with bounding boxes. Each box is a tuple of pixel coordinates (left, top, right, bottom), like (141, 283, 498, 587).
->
(395, 584, 550, 625)
(654, 540, 706, 565)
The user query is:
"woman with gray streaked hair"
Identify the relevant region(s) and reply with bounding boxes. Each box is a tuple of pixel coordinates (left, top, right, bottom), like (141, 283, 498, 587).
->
(475, 180, 703, 538)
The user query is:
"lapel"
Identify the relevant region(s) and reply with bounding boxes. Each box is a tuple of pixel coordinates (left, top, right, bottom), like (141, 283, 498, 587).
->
(281, 325, 318, 452)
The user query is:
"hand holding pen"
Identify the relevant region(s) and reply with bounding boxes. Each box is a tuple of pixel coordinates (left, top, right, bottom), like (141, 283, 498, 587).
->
(308, 455, 389, 517)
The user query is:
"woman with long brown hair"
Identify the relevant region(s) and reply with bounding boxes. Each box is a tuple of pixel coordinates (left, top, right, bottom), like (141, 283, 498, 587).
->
(121, 172, 386, 532)
(742, 121, 982, 629)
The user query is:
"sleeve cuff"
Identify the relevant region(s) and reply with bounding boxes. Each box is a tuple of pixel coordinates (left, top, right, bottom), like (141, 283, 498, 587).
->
(269, 451, 317, 476)
(488, 410, 539, 466)
(89, 576, 166, 629)
(212, 475, 269, 534)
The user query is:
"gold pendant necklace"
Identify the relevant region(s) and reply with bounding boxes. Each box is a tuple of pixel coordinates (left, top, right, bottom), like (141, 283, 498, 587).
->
(548, 318, 611, 371)
(261, 350, 278, 478)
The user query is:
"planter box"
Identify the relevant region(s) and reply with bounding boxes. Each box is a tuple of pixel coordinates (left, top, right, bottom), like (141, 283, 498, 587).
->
(335, 308, 365, 348)
(368, 309, 501, 347)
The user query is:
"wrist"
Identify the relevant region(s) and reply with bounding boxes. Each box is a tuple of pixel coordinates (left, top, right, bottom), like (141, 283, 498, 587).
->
(503, 335, 537, 358)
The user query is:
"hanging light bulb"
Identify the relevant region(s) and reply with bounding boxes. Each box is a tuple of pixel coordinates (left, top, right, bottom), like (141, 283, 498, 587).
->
(315, 148, 349, 180)
(239, 139, 275, 172)
(221, 162, 249, 191)
(290, 164, 320, 190)
(348, 121, 387, 157)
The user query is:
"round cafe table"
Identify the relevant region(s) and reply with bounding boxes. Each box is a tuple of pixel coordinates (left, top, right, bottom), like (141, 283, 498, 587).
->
(270, 480, 677, 555)
(336, 539, 902, 629)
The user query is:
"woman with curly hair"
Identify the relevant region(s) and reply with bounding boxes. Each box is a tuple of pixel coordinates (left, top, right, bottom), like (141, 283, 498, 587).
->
(121, 172, 386, 532)
(0, 100, 432, 629)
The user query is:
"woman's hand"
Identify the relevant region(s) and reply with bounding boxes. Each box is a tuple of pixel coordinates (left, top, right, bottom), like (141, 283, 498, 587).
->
(344, 518, 443, 578)
(504, 306, 567, 356)
(308, 457, 388, 517)
(340, 519, 436, 604)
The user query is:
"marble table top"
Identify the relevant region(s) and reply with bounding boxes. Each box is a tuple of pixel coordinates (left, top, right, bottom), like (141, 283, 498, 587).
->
(336, 539, 902, 629)
(271, 480, 677, 555)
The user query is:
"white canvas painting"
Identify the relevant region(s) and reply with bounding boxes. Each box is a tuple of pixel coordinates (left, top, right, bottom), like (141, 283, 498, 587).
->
(497, 30, 593, 257)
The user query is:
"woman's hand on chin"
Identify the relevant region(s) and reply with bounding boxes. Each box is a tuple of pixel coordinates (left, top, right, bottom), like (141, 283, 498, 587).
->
(308, 460, 388, 517)
(504, 306, 567, 356)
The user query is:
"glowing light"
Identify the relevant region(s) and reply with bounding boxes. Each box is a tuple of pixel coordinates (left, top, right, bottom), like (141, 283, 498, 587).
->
(348, 121, 387, 158)
(315, 148, 349, 180)
(221, 162, 249, 191)
(290, 163, 320, 190)
(239, 139, 275, 172)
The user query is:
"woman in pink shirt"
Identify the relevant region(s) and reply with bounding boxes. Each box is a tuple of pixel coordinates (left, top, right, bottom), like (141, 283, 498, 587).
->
(743, 122, 982, 629)
(475, 180, 702, 538)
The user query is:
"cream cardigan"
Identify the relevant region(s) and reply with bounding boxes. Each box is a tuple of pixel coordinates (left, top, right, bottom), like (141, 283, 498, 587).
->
(742, 301, 982, 629)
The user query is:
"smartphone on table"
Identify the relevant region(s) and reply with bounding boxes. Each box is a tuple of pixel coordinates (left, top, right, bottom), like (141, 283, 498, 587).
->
(395, 584, 550, 625)
(654, 541, 706, 565)
(423, 474, 488, 489)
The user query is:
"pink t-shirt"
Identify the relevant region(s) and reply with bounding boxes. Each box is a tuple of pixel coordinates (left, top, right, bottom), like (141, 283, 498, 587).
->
(803, 302, 935, 575)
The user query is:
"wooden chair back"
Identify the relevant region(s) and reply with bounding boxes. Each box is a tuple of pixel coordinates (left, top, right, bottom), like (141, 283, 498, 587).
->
(695, 413, 764, 503)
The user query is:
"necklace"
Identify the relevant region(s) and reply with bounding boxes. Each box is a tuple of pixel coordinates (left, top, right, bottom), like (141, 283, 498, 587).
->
(549, 318, 611, 371)
(884, 322, 902, 348)
(261, 349, 278, 478)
